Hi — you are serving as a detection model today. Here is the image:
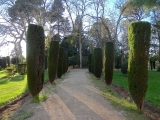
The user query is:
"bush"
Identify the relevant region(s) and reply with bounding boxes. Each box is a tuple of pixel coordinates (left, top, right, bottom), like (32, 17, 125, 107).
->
(157, 65, 160, 72)
(104, 42, 114, 86)
(11, 57, 19, 64)
(121, 61, 128, 74)
(91, 52, 95, 74)
(57, 47, 64, 78)
(128, 21, 151, 111)
(94, 48, 103, 78)
(18, 63, 26, 75)
(27, 24, 45, 98)
(82, 56, 88, 68)
(48, 40, 59, 84)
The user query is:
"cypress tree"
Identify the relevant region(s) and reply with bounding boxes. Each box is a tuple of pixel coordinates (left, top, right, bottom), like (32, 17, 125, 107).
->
(91, 51, 95, 74)
(27, 24, 45, 98)
(128, 21, 151, 111)
(66, 53, 68, 72)
(88, 54, 92, 72)
(104, 42, 114, 86)
(63, 51, 68, 74)
(6, 56, 10, 67)
(0, 59, 2, 67)
(57, 47, 64, 78)
(94, 48, 103, 78)
(2, 57, 6, 68)
(48, 40, 59, 84)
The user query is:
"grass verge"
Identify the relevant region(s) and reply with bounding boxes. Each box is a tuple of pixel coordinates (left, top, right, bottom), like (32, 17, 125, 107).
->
(89, 72, 148, 120)
(112, 70, 160, 109)
(0, 70, 49, 107)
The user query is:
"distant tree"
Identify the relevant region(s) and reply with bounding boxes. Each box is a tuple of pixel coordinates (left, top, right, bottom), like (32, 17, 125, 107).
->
(57, 47, 64, 78)
(94, 48, 103, 78)
(50, 0, 65, 36)
(48, 40, 59, 84)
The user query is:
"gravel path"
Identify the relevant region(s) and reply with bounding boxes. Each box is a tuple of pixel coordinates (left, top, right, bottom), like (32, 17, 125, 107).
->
(10, 69, 127, 120)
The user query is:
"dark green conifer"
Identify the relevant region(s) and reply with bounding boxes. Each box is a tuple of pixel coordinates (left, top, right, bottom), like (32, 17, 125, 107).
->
(27, 24, 45, 98)
(48, 40, 59, 84)
(57, 47, 64, 78)
(128, 21, 151, 111)
(104, 42, 114, 85)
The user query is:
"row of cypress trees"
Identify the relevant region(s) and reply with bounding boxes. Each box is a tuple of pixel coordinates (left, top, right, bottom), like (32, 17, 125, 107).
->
(0, 56, 10, 69)
(88, 42, 114, 86)
(27, 24, 68, 99)
(88, 21, 151, 111)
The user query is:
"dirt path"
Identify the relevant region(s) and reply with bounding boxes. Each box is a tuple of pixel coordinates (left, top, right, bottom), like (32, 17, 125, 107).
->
(10, 69, 127, 120)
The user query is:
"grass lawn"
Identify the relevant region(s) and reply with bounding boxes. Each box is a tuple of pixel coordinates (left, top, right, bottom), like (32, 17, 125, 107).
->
(108, 70, 160, 108)
(0, 70, 49, 106)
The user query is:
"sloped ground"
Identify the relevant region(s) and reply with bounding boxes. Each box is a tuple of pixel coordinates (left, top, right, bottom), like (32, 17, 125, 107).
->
(7, 69, 128, 120)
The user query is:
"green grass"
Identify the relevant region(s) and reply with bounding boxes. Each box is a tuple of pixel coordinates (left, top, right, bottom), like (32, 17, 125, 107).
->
(0, 70, 49, 107)
(89, 72, 147, 120)
(106, 70, 160, 109)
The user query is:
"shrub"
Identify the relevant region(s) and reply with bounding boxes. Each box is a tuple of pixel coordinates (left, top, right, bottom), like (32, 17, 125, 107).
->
(121, 61, 128, 74)
(27, 24, 45, 98)
(104, 42, 114, 85)
(48, 40, 59, 84)
(94, 48, 103, 78)
(11, 57, 19, 64)
(157, 65, 160, 72)
(57, 47, 64, 78)
(6, 67, 14, 77)
(18, 63, 26, 75)
(128, 21, 151, 111)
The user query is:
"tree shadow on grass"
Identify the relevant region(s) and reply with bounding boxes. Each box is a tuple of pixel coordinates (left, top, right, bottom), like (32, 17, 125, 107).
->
(0, 77, 11, 84)
(10, 75, 25, 82)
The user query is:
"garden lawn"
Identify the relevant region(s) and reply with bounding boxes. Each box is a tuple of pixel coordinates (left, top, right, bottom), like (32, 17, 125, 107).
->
(106, 70, 160, 108)
(0, 70, 49, 106)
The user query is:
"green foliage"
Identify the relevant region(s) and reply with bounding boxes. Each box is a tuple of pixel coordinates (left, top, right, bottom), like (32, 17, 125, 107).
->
(128, 21, 151, 110)
(157, 65, 160, 72)
(18, 63, 26, 75)
(45, 55, 48, 70)
(27, 24, 45, 97)
(121, 61, 128, 74)
(63, 51, 67, 74)
(88, 54, 92, 72)
(57, 47, 64, 78)
(1, 57, 6, 68)
(11, 57, 19, 64)
(115, 55, 121, 69)
(82, 56, 88, 68)
(91, 51, 95, 74)
(104, 42, 114, 85)
(48, 40, 59, 84)
(65, 53, 68, 72)
(94, 48, 103, 78)
(6, 56, 10, 67)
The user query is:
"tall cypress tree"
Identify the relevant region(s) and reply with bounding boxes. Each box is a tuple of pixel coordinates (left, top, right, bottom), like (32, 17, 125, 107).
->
(128, 21, 151, 111)
(94, 48, 103, 78)
(48, 40, 59, 84)
(27, 24, 45, 98)
(104, 42, 114, 86)
(57, 47, 64, 78)
(88, 54, 92, 72)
